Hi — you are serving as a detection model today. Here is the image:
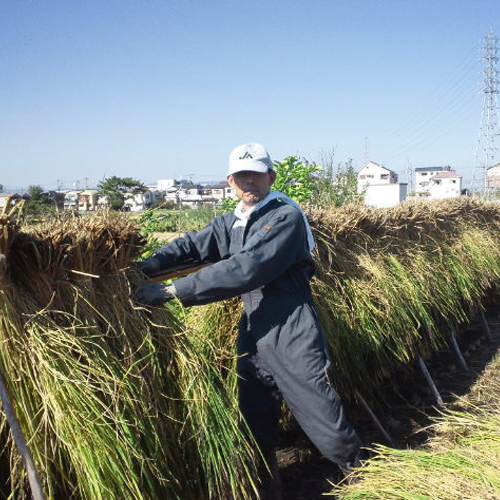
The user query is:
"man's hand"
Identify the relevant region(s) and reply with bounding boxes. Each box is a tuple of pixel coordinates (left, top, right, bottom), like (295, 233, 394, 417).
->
(133, 256, 161, 276)
(134, 283, 175, 306)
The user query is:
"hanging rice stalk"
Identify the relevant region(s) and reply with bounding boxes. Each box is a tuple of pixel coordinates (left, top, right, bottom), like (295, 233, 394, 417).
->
(0, 211, 257, 500)
(307, 197, 500, 400)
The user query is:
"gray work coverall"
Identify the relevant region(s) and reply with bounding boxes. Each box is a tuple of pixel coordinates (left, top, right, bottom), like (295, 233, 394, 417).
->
(151, 198, 361, 467)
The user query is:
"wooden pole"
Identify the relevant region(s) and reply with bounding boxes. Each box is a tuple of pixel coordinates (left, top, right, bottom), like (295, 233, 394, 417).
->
(0, 371, 46, 500)
(418, 357, 444, 407)
(450, 332, 469, 372)
(355, 390, 396, 447)
(478, 306, 493, 341)
(149, 262, 209, 282)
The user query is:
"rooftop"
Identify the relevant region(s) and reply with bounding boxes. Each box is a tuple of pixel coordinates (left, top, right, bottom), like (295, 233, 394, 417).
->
(361, 160, 397, 175)
(415, 166, 450, 172)
(433, 171, 461, 179)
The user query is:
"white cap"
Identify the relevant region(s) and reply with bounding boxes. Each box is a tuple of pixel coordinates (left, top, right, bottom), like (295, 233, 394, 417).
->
(227, 143, 273, 176)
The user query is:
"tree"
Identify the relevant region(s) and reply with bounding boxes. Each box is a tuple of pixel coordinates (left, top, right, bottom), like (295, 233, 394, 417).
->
(28, 185, 44, 201)
(17, 185, 58, 222)
(97, 176, 147, 211)
(272, 156, 321, 204)
(312, 157, 364, 207)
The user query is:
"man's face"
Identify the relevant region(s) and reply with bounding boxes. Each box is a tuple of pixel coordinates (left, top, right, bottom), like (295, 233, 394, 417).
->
(227, 170, 276, 209)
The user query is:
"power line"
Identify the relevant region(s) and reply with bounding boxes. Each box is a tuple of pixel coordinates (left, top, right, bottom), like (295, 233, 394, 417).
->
(382, 46, 479, 142)
(374, 42, 481, 167)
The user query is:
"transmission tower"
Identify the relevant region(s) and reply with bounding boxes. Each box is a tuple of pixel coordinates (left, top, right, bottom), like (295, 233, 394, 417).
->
(472, 27, 500, 196)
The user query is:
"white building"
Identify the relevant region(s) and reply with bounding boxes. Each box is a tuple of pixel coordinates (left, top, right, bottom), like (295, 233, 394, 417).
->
(0, 193, 23, 210)
(486, 163, 500, 190)
(63, 191, 80, 211)
(357, 161, 406, 208)
(415, 166, 461, 199)
(124, 189, 166, 212)
(363, 184, 408, 208)
(157, 178, 189, 191)
(415, 166, 451, 196)
(157, 179, 175, 190)
(428, 171, 462, 199)
(64, 190, 101, 212)
(201, 186, 225, 204)
(224, 186, 236, 199)
(357, 161, 398, 191)
(180, 186, 203, 207)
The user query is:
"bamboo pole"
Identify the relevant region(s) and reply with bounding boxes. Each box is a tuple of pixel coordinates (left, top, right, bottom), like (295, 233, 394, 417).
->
(355, 390, 396, 447)
(418, 357, 444, 407)
(478, 306, 493, 341)
(450, 332, 469, 372)
(0, 371, 46, 500)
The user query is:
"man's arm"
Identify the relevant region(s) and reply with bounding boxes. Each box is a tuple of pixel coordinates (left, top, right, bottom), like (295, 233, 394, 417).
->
(138, 214, 233, 275)
(173, 206, 309, 306)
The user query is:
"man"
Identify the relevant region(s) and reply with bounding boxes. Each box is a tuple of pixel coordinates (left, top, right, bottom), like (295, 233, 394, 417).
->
(135, 143, 364, 499)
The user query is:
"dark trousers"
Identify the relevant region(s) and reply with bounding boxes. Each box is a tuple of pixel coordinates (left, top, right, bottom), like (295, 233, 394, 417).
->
(237, 313, 361, 469)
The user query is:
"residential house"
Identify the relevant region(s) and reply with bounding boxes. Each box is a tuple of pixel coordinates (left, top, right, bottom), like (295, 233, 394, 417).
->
(415, 166, 452, 196)
(64, 190, 99, 212)
(179, 185, 203, 207)
(63, 191, 80, 211)
(428, 171, 462, 199)
(123, 189, 166, 212)
(415, 166, 462, 199)
(357, 161, 398, 191)
(162, 180, 237, 208)
(77, 190, 99, 211)
(200, 182, 228, 205)
(357, 161, 406, 208)
(164, 186, 183, 206)
(486, 162, 500, 189)
(224, 185, 236, 200)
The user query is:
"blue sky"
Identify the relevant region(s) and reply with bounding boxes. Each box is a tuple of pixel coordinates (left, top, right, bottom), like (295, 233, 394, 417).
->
(1, 0, 499, 191)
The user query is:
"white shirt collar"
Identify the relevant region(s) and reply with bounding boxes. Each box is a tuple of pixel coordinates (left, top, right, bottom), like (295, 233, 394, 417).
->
(232, 191, 316, 253)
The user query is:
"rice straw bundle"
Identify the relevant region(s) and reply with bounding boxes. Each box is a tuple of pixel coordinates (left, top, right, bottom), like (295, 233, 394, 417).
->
(0, 212, 256, 500)
(306, 197, 500, 399)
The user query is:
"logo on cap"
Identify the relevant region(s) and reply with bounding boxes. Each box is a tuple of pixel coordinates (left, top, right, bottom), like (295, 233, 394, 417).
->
(239, 152, 253, 160)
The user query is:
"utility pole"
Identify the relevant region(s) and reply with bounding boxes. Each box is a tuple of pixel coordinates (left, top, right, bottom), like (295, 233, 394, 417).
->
(472, 27, 499, 198)
(406, 158, 414, 194)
